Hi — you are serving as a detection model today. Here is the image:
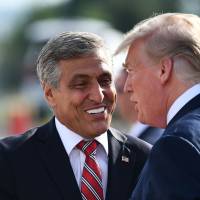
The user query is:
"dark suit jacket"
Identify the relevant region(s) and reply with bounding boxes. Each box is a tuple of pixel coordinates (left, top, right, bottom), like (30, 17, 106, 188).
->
(131, 94, 200, 200)
(138, 126, 164, 145)
(0, 118, 151, 200)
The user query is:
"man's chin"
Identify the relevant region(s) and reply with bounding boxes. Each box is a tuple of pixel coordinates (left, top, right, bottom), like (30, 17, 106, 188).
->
(83, 128, 108, 139)
(96, 126, 109, 135)
(137, 114, 146, 124)
(82, 120, 111, 138)
(93, 123, 110, 135)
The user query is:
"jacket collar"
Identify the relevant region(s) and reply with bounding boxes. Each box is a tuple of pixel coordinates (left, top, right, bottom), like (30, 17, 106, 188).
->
(167, 94, 200, 128)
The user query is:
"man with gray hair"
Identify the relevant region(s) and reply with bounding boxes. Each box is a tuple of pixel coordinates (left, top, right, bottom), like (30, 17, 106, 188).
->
(0, 32, 151, 200)
(115, 13, 200, 199)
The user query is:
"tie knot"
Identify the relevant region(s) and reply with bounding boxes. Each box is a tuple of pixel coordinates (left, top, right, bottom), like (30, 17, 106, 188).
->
(77, 140, 98, 156)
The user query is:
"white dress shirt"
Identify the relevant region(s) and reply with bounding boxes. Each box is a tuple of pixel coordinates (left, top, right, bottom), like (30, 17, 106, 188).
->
(55, 118, 108, 198)
(167, 83, 200, 124)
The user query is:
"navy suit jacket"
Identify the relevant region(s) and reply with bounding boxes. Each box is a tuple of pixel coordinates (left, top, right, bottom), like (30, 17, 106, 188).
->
(0, 118, 151, 200)
(138, 126, 164, 145)
(131, 94, 200, 200)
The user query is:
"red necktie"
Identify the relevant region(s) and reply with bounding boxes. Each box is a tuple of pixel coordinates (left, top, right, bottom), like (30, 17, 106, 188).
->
(77, 140, 104, 200)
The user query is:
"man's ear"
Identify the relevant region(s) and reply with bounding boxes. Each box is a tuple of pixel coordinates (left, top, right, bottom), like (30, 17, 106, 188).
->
(159, 57, 173, 85)
(42, 83, 57, 107)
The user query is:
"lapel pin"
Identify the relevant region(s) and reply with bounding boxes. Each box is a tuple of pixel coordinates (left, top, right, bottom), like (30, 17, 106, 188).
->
(121, 155, 129, 163)
(122, 142, 130, 163)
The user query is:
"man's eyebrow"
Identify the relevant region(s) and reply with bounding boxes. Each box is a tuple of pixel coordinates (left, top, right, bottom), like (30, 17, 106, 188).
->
(72, 74, 90, 79)
(69, 74, 90, 83)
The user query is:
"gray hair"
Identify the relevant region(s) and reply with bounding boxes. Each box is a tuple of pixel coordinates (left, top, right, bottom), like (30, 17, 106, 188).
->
(37, 32, 111, 88)
(115, 13, 200, 84)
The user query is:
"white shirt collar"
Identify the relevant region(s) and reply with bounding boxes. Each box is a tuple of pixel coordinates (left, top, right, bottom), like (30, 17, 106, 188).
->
(55, 118, 109, 156)
(167, 83, 200, 124)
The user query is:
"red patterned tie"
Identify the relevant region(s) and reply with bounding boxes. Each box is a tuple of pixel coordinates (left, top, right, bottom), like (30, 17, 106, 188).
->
(77, 140, 104, 200)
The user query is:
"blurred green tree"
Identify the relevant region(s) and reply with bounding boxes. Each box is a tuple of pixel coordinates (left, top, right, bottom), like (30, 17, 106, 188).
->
(0, 0, 179, 91)
(58, 0, 178, 32)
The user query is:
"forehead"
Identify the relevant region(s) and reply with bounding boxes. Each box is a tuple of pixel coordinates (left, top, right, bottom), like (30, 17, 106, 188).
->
(58, 55, 112, 79)
(124, 42, 142, 68)
(124, 39, 151, 69)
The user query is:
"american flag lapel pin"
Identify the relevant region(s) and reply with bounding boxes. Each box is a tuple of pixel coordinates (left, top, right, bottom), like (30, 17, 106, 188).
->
(121, 155, 129, 163)
(121, 137, 130, 163)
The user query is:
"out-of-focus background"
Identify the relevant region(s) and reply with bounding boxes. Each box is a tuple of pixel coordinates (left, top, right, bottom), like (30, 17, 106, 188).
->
(0, 0, 199, 137)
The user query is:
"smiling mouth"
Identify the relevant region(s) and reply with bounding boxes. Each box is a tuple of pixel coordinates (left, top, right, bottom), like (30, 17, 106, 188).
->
(86, 107, 105, 114)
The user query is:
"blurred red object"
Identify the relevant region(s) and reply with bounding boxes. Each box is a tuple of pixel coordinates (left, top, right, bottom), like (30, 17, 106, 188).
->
(7, 102, 33, 135)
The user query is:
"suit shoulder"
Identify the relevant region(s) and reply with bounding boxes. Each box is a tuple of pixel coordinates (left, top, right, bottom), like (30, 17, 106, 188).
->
(0, 127, 38, 153)
(126, 134, 152, 155)
(109, 127, 152, 153)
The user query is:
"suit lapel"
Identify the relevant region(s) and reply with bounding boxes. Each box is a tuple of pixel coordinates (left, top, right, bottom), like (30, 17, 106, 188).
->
(34, 118, 82, 200)
(33, 120, 140, 200)
(106, 128, 136, 200)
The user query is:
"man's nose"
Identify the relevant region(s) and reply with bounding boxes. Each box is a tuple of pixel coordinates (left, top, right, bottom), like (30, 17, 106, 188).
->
(124, 76, 132, 93)
(89, 83, 104, 103)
